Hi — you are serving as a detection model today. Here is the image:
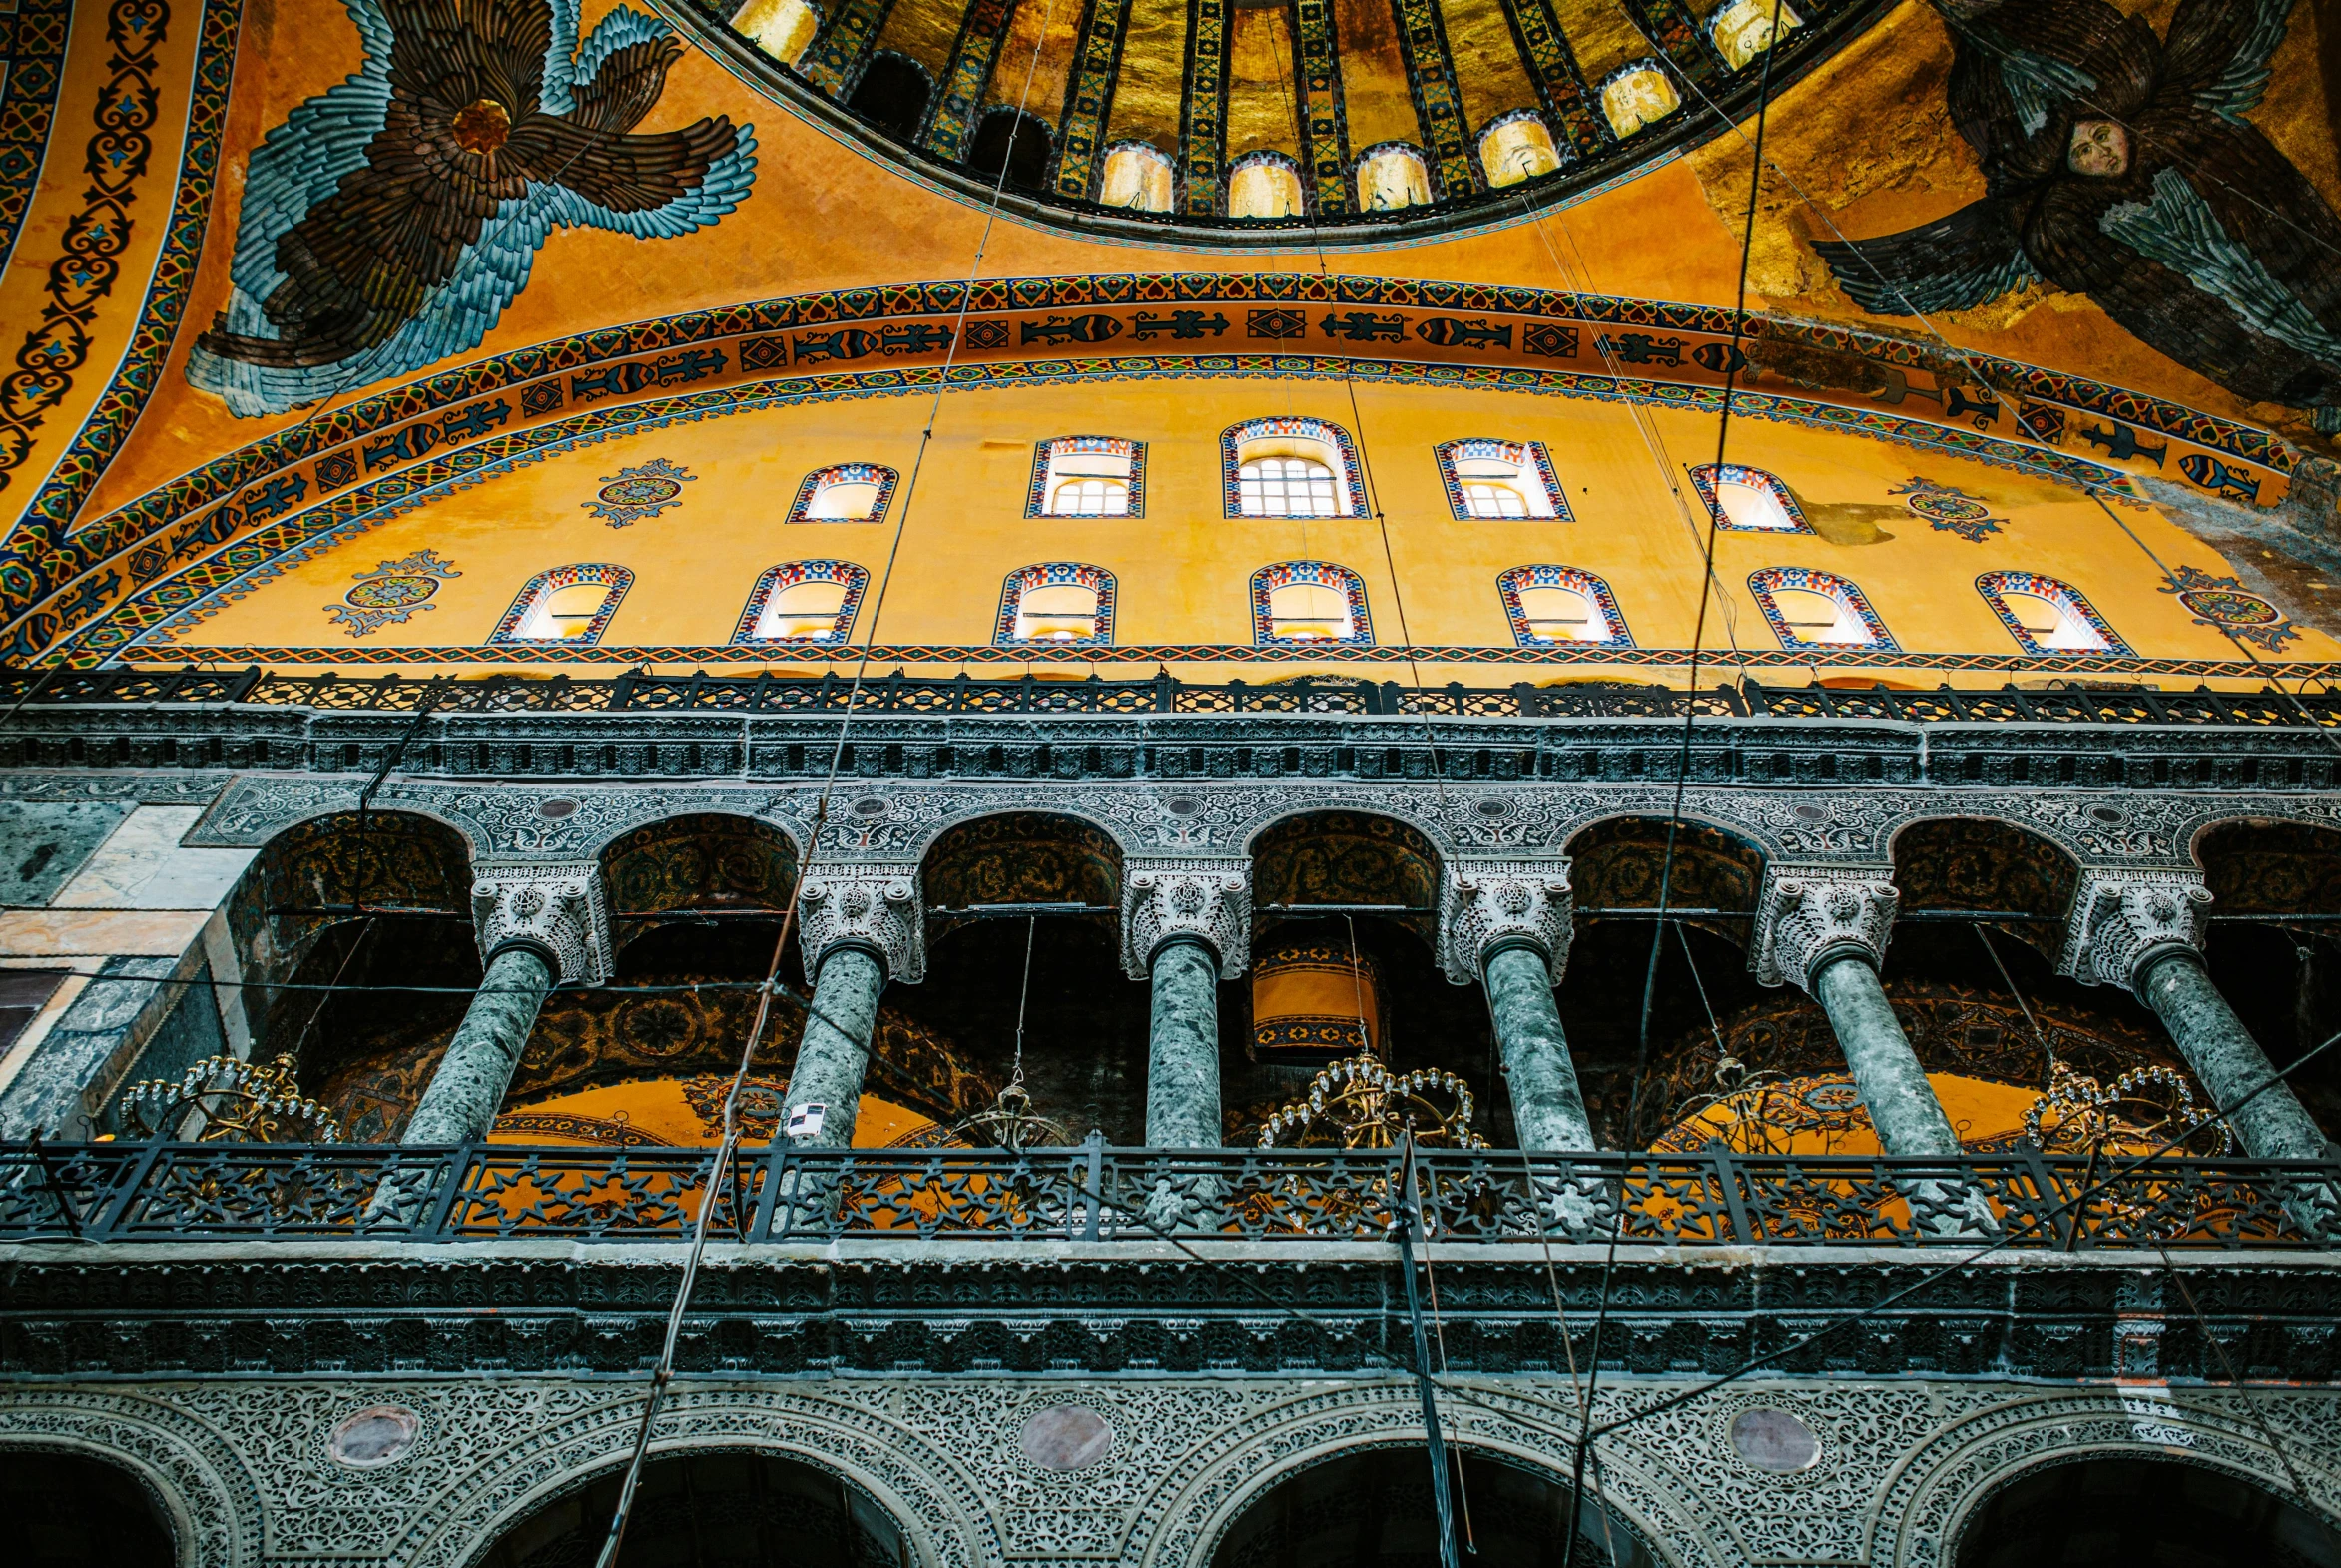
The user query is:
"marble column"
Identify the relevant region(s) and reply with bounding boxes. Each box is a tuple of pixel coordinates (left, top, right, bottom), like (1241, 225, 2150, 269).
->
(1752, 866, 1962, 1158)
(1123, 859, 1248, 1148)
(1440, 860, 1593, 1150)
(402, 862, 610, 1145)
(2063, 869, 2329, 1160)
(786, 865, 924, 1149)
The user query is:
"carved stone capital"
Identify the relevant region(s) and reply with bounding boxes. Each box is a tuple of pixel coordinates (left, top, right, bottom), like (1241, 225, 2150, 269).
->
(1122, 858, 1251, 979)
(470, 860, 612, 985)
(1438, 858, 1573, 984)
(797, 863, 925, 983)
(1750, 864, 1900, 990)
(2058, 867, 2211, 992)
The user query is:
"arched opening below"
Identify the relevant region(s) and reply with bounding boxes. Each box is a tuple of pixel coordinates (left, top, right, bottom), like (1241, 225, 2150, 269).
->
(1954, 1456, 2341, 1568)
(969, 107, 1052, 190)
(1210, 1448, 1655, 1567)
(3, 1451, 175, 1568)
(477, 1449, 910, 1568)
(847, 54, 928, 141)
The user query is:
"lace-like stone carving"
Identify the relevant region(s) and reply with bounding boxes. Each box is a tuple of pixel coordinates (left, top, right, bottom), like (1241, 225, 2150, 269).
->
(798, 863, 925, 983)
(1438, 859, 1573, 983)
(2059, 867, 2212, 991)
(1122, 858, 1250, 978)
(470, 860, 611, 984)
(1751, 864, 1900, 990)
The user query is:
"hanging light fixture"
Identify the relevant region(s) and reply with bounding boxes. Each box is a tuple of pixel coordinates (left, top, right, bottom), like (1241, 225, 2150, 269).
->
(1256, 1053, 1485, 1150)
(116, 1053, 344, 1143)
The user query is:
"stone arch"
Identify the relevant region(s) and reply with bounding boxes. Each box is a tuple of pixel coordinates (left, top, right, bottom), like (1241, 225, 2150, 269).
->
(0, 1390, 263, 1568)
(2192, 818, 2341, 916)
(898, 796, 1145, 866)
(919, 810, 1122, 912)
(1888, 814, 2079, 965)
(1946, 1448, 2341, 1566)
(1563, 813, 1767, 946)
(595, 811, 800, 955)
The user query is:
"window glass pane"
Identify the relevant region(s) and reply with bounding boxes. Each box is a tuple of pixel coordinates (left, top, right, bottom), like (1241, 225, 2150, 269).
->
(523, 582, 609, 638)
(1268, 581, 1351, 639)
(1050, 477, 1129, 515)
(1463, 482, 1527, 518)
(808, 480, 880, 519)
(1772, 587, 1853, 642)
(1718, 481, 1796, 531)
(1239, 457, 1340, 517)
(1518, 586, 1596, 640)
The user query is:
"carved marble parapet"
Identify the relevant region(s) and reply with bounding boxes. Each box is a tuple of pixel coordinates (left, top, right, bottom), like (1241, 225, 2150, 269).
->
(1750, 864, 1900, 991)
(1438, 858, 1573, 984)
(2059, 867, 2212, 992)
(797, 862, 925, 983)
(1122, 858, 1250, 979)
(469, 860, 613, 986)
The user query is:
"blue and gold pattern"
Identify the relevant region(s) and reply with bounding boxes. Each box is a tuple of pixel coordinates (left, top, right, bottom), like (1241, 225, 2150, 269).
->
(1749, 566, 1899, 652)
(1252, 561, 1373, 646)
(1496, 564, 1630, 647)
(583, 458, 695, 526)
(993, 562, 1117, 645)
(1891, 477, 2004, 543)
(490, 562, 632, 644)
(731, 560, 870, 643)
(1976, 571, 2131, 658)
(2160, 564, 2301, 654)
(325, 549, 460, 637)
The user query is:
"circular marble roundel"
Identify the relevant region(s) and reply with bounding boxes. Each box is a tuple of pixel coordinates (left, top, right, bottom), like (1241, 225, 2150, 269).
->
(329, 1404, 421, 1468)
(1729, 1407, 1820, 1473)
(1019, 1405, 1113, 1472)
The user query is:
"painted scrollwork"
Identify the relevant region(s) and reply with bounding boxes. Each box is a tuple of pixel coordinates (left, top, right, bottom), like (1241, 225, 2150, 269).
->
(470, 859, 613, 985)
(798, 863, 925, 982)
(1437, 858, 1573, 983)
(1122, 858, 1250, 978)
(1750, 864, 1901, 990)
(2059, 867, 2213, 991)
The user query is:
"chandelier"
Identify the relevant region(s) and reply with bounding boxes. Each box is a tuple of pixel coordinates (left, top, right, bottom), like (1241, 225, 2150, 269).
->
(948, 1072, 1073, 1151)
(1256, 1052, 1486, 1150)
(2023, 1061, 2232, 1158)
(116, 1053, 344, 1144)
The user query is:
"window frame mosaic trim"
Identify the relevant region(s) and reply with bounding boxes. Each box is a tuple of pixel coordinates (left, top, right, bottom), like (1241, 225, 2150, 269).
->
(732, 559, 871, 644)
(1975, 571, 2130, 657)
(490, 563, 633, 645)
(1252, 560, 1373, 646)
(787, 462, 899, 524)
(1025, 436, 1147, 518)
(1436, 438, 1571, 520)
(1497, 564, 1630, 647)
(993, 561, 1118, 645)
(1688, 463, 1812, 533)
(1749, 566, 1897, 652)
(1222, 417, 1366, 518)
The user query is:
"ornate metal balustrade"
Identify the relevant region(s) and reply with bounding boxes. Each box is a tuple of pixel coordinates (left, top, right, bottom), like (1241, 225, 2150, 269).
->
(4, 1141, 2335, 1249)
(3, 666, 2337, 727)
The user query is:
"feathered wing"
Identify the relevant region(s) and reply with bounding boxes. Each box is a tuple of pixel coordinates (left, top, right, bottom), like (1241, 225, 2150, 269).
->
(2159, 0, 2295, 120)
(1813, 199, 2042, 316)
(2099, 167, 2341, 369)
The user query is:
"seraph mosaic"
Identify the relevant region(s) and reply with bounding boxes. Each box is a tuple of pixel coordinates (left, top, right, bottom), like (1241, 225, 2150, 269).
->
(1817, 0, 2341, 431)
(185, 0, 757, 418)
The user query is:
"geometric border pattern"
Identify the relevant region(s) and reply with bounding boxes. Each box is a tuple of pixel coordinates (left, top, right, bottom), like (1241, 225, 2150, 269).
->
(1495, 564, 1631, 646)
(1221, 418, 1367, 517)
(1749, 565, 1898, 651)
(732, 560, 871, 643)
(787, 463, 899, 524)
(993, 561, 1117, 644)
(1976, 570, 2131, 658)
(1688, 462, 1813, 532)
(1251, 560, 1373, 645)
(1437, 439, 1572, 520)
(1024, 437, 1147, 518)
(488, 564, 634, 644)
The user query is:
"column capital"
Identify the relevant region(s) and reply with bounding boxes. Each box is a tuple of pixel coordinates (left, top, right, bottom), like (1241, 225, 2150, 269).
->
(1438, 857, 1573, 984)
(2059, 867, 2211, 992)
(1750, 863, 1900, 991)
(798, 862, 924, 983)
(1122, 857, 1250, 979)
(470, 860, 612, 985)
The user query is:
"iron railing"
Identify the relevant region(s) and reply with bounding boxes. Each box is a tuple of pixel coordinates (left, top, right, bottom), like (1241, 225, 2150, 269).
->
(4, 1141, 2334, 1249)
(1, 667, 2337, 726)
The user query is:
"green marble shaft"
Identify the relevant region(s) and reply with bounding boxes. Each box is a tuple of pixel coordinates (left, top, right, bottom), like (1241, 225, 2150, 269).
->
(1481, 941, 1594, 1150)
(1811, 952, 1962, 1157)
(1147, 936, 1223, 1147)
(401, 945, 555, 1145)
(2140, 949, 2328, 1159)
(786, 945, 886, 1149)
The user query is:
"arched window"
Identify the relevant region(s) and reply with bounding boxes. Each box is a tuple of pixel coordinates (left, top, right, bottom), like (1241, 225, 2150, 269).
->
(1223, 418, 1362, 518)
(1027, 436, 1144, 517)
(1479, 110, 1565, 188)
(1751, 567, 1897, 650)
(847, 53, 929, 141)
(1355, 143, 1433, 212)
(996, 563, 1116, 644)
(1227, 151, 1304, 221)
(492, 564, 632, 644)
(1977, 571, 2129, 655)
(1600, 60, 1680, 138)
(733, 560, 869, 643)
(1253, 562, 1372, 645)
(1099, 142, 1174, 211)
(1688, 463, 1811, 533)
(731, 0, 821, 65)
(788, 463, 898, 523)
(969, 107, 1052, 190)
(1709, 0, 1802, 70)
(1438, 439, 1568, 520)
(1499, 566, 1631, 646)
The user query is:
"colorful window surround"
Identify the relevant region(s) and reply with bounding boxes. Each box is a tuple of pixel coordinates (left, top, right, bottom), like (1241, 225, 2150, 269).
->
(732, 560, 870, 643)
(993, 562, 1118, 645)
(1223, 417, 1365, 518)
(1976, 571, 2130, 656)
(1025, 437, 1146, 518)
(1437, 439, 1570, 520)
(1252, 561, 1373, 646)
(787, 463, 898, 524)
(491, 564, 633, 644)
(1750, 567, 1898, 651)
(1497, 566, 1632, 647)
(1688, 463, 1812, 533)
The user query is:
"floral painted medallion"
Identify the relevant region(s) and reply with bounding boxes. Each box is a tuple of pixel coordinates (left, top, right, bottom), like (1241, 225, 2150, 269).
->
(1889, 477, 2003, 542)
(584, 457, 695, 526)
(326, 550, 461, 637)
(2162, 564, 2299, 652)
